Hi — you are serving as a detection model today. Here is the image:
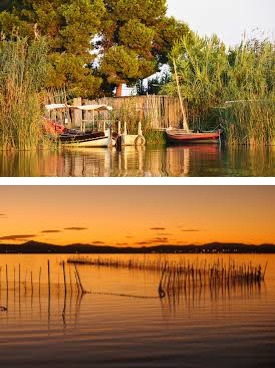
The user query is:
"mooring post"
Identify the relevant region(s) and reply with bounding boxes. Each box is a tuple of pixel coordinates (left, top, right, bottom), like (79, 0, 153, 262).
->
(118, 121, 121, 136)
(108, 125, 113, 148)
(138, 121, 143, 136)
(123, 121, 127, 136)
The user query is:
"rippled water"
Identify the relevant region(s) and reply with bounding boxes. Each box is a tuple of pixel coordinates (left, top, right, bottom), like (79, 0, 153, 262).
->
(0, 145, 274, 177)
(0, 254, 275, 367)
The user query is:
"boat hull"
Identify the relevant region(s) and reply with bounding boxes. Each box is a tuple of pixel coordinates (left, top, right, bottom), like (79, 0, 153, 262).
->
(166, 130, 221, 144)
(60, 133, 116, 147)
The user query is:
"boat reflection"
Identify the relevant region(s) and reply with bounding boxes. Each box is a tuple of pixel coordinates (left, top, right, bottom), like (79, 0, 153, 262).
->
(0, 144, 274, 177)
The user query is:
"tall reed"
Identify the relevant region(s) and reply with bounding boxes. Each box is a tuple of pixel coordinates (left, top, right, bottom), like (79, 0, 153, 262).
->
(164, 34, 275, 145)
(0, 37, 48, 150)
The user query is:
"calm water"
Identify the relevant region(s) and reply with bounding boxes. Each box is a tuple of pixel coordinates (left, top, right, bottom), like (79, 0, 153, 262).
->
(0, 145, 274, 177)
(0, 254, 275, 367)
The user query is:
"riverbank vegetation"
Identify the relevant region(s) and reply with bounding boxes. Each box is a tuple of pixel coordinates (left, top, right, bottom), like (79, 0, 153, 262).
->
(0, 1, 274, 148)
(163, 34, 274, 145)
(0, 37, 48, 150)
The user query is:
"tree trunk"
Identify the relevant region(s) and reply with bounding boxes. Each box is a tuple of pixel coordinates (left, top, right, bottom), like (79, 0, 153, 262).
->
(115, 84, 123, 97)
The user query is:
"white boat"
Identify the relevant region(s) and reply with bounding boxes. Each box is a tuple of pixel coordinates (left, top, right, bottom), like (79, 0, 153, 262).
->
(44, 103, 116, 147)
(61, 130, 116, 148)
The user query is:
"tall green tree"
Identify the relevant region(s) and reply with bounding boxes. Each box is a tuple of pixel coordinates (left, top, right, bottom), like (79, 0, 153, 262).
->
(99, 0, 190, 96)
(0, 0, 105, 97)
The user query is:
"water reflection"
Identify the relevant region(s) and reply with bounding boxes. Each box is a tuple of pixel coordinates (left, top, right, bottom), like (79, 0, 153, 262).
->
(0, 145, 274, 176)
(161, 281, 263, 319)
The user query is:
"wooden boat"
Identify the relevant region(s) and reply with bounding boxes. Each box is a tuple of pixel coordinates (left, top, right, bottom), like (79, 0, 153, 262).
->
(60, 130, 116, 147)
(166, 128, 221, 144)
(44, 104, 116, 147)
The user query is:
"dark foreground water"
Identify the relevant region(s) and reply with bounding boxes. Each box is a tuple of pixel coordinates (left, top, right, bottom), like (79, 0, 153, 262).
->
(0, 145, 274, 177)
(0, 254, 275, 367)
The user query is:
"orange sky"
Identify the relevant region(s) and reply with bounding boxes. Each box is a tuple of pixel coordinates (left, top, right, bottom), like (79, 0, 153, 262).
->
(0, 186, 274, 246)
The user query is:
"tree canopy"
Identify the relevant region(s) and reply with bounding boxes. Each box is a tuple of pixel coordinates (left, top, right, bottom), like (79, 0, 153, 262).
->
(0, 0, 191, 97)
(99, 0, 190, 95)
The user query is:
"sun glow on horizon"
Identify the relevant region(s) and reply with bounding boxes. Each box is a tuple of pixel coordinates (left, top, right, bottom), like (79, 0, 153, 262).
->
(0, 186, 274, 247)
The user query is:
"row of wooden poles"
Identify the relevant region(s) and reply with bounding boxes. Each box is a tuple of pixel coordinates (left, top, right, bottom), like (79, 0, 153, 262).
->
(157, 260, 267, 296)
(0, 261, 87, 298)
(68, 257, 267, 298)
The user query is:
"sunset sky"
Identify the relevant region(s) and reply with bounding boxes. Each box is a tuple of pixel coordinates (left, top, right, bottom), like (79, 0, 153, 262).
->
(0, 186, 274, 247)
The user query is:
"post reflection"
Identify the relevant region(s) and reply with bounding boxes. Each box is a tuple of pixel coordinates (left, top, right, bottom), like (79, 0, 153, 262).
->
(1, 145, 273, 177)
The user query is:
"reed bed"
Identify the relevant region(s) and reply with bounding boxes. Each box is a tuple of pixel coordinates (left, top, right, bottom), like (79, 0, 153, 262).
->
(0, 37, 48, 150)
(165, 35, 275, 145)
(220, 100, 275, 145)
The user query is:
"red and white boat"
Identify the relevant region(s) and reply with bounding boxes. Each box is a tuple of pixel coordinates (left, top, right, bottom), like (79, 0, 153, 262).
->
(166, 128, 221, 144)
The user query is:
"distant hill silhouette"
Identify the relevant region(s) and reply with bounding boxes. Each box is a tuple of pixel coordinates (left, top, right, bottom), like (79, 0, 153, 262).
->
(0, 241, 275, 254)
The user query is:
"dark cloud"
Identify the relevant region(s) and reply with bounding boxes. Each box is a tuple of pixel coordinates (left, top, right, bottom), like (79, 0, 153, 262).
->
(0, 213, 7, 219)
(64, 227, 88, 231)
(0, 234, 36, 241)
(137, 237, 169, 245)
(116, 242, 128, 246)
(41, 230, 62, 233)
(150, 227, 166, 231)
(181, 229, 201, 232)
(150, 237, 169, 243)
(93, 241, 105, 245)
(158, 233, 172, 236)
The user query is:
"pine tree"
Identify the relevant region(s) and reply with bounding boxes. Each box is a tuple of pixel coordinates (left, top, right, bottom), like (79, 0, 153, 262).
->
(99, 0, 190, 96)
(0, 0, 105, 97)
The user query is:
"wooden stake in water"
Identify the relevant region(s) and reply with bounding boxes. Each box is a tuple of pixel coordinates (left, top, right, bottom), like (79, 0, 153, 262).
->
(62, 261, 67, 297)
(19, 264, 21, 295)
(31, 271, 33, 295)
(48, 260, 51, 296)
(39, 267, 41, 295)
(6, 264, 8, 291)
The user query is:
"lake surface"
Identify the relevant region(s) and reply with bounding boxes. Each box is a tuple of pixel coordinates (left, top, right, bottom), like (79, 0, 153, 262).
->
(0, 254, 275, 367)
(0, 145, 274, 177)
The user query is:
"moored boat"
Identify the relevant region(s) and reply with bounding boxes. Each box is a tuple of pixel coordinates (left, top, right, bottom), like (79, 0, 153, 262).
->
(60, 130, 116, 148)
(44, 103, 116, 147)
(166, 128, 221, 144)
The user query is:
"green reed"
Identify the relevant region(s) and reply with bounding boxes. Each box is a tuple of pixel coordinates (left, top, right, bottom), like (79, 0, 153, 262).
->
(165, 34, 274, 144)
(0, 37, 49, 150)
(220, 100, 275, 145)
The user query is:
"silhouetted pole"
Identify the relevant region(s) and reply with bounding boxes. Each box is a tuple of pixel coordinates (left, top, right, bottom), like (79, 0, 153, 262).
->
(6, 264, 8, 291)
(19, 264, 21, 296)
(62, 261, 67, 297)
(39, 267, 41, 295)
(48, 260, 51, 296)
(31, 271, 33, 295)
